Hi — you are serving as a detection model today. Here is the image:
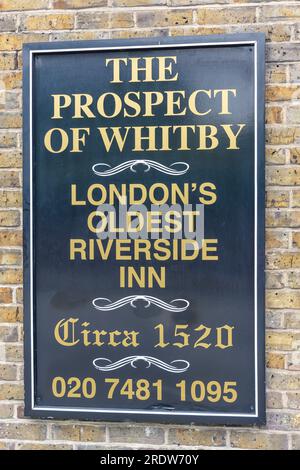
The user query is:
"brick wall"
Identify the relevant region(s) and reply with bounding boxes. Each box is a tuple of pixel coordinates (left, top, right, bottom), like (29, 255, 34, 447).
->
(0, 0, 299, 451)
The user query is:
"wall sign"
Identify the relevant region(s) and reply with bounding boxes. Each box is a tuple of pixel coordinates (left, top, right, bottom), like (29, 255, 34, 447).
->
(23, 34, 265, 425)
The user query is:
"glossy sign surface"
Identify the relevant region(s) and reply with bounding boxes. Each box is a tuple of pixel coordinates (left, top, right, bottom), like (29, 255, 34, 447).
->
(23, 34, 265, 425)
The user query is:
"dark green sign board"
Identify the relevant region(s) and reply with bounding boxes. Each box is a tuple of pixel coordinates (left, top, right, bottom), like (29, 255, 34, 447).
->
(23, 34, 265, 425)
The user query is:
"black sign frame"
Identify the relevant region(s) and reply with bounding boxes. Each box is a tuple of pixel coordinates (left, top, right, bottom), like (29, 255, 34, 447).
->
(23, 33, 265, 425)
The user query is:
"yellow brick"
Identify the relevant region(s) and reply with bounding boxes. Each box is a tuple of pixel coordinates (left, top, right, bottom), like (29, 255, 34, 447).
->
(292, 232, 300, 248)
(268, 411, 299, 429)
(266, 190, 289, 208)
(266, 291, 300, 309)
(229, 23, 292, 43)
(0, 286, 12, 303)
(108, 425, 164, 444)
(287, 352, 300, 371)
(51, 424, 81, 441)
(292, 434, 300, 449)
(0, 152, 22, 169)
(266, 64, 287, 84)
(0, 131, 18, 147)
(0, 404, 13, 419)
(264, 24, 292, 43)
(21, 32, 50, 46)
(267, 332, 296, 351)
(266, 310, 282, 329)
(292, 414, 300, 430)
(0, 442, 12, 449)
(110, 12, 134, 29)
(136, 10, 193, 28)
(0, 170, 20, 188)
(260, 5, 300, 22)
(287, 106, 300, 125)
(169, 26, 227, 37)
(266, 85, 300, 102)
(267, 167, 300, 186)
(266, 127, 298, 145)
(171, 0, 222, 3)
(0, 306, 22, 322)
(266, 272, 285, 289)
(0, 112, 22, 129)
(230, 431, 288, 450)
(0, 33, 22, 51)
(77, 11, 135, 29)
(76, 12, 109, 29)
(290, 148, 300, 165)
(266, 253, 300, 270)
(290, 63, 300, 83)
(0, 71, 21, 90)
(0, 92, 19, 112)
(0, 33, 50, 51)
(0, 0, 48, 10)
(0, 230, 22, 246)
(0, 210, 20, 227)
(268, 371, 300, 391)
(287, 393, 300, 410)
(16, 286, 22, 303)
(0, 52, 16, 70)
(80, 425, 106, 442)
(16, 443, 73, 450)
(266, 210, 300, 228)
(110, 29, 167, 39)
(267, 391, 284, 409)
(266, 106, 284, 124)
(17, 405, 25, 419)
(168, 428, 226, 447)
(113, 0, 166, 5)
(266, 230, 289, 250)
(267, 44, 300, 64)
(0, 324, 17, 341)
(288, 272, 300, 289)
(0, 250, 22, 265)
(16, 51, 22, 69)
(0, 363, 17, 381)
(267, 352, 286, 369)
(21, 14, 75, 31)
(0, 422, 47, 440)
(266, 148, 286, 165)
(52, 31, 109, 41)
(18, 363, 23, 378)
(0, 383, 23, 400)
(53, 0, 107, 7)
(0, 13, 17, 32)
(5, 343, 23, 361)
(197, 7, 256, 25)
(0, 267, 22, 283)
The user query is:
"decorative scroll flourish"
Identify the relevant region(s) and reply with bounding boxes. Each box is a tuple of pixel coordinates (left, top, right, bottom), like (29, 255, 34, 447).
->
(93, 355, 190, 373)
(92, 160, 189, 177)
(92, 295, 189, 312)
